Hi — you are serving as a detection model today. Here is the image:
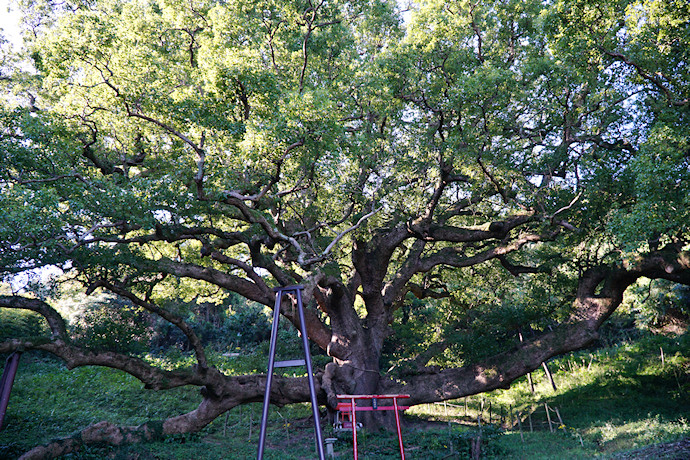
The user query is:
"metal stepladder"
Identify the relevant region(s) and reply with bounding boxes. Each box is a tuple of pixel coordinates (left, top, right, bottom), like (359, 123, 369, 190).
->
(257, 285, 325, 460)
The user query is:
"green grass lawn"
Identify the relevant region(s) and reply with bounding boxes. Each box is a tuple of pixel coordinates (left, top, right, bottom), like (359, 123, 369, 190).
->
(1, 333, 688, 459)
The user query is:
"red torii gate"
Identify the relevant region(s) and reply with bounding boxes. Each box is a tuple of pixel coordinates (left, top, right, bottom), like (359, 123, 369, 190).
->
(336, 394, 410, 460)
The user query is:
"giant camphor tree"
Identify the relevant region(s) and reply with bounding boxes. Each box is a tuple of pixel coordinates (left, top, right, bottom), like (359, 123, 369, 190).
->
(1, 0, 689, 457)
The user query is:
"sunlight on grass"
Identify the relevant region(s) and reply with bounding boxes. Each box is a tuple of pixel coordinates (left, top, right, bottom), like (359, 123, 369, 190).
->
(407, 334, 689, 458)
(594, 416, 689, 453)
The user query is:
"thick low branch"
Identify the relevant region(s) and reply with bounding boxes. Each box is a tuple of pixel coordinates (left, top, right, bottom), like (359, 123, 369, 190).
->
(384, 246, 690, 403)
(156, 258, 274, 306)
(0, 337, 206, 389)
(389, 319, 600, 404)
(498, 254, 542, 276)
(1, 295, 328, 458)
(417, 231, 552, 273)
(419, 212, 536, 242)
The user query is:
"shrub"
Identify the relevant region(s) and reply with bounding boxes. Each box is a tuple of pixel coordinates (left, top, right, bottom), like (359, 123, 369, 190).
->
(224, 303, 272, 347)
(70, 298, 152, 354)
(0, 308, 48, 340)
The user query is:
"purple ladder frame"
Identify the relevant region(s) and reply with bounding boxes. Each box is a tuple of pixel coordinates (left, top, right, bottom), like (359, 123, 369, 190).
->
(0, 351, 22, 430)
(257, 286, 325, 460)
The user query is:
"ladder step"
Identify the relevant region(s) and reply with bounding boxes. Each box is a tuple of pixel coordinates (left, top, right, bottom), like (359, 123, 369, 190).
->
(274, 359, 306, 368)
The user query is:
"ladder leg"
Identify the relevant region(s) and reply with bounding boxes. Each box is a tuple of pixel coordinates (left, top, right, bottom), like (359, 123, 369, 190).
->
(295, 288, 326, 460)
(0, 351, 22, 430)
(393, 397, 405, 459)
(257, 291, 283, 460)
(351, 398, 358, 460)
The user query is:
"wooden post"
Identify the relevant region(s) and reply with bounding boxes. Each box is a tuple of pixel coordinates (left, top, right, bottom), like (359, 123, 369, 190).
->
(444, 400, 453, 455)
(545, 403, 553, 432)
(248, 405, 254, 441)
(517, 412, 524, 442)
(528, 410, 533, 432)
(443, 401, 455, 455)
(542, 362, 557, 391)
(554, 407, 564, 427)
(518, 329, 536, 393)
(527, 372, 535, 393)
(471, 435, 481, 460)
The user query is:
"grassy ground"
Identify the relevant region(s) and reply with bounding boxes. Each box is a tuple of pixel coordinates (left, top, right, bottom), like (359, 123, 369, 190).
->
(1, 333, 688, 459)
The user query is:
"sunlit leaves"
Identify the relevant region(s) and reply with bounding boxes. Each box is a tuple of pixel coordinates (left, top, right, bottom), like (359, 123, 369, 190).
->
(608, 123, 690, 249)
